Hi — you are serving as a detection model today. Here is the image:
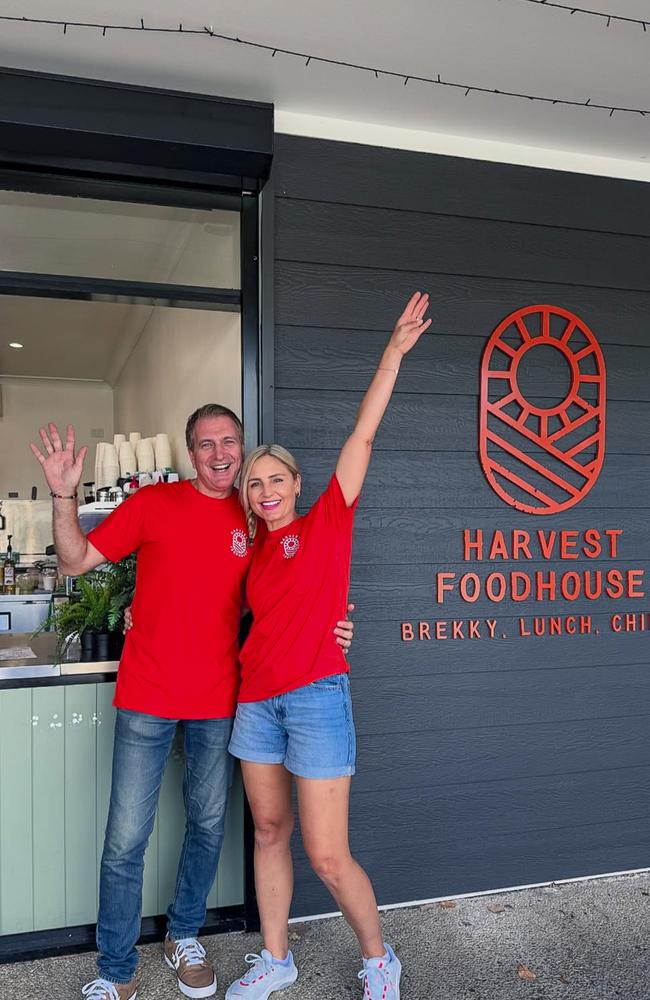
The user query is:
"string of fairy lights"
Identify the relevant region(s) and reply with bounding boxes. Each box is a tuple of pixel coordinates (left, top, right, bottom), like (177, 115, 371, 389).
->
(0, 6, 647, 119)
(517, 0, 648, 31)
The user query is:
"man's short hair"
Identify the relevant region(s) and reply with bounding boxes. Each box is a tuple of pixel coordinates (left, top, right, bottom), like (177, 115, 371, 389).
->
(185, 404, 244, 450)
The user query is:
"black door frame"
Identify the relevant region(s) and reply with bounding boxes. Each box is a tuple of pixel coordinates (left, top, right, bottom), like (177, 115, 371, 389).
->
(0, 69, 273, 962)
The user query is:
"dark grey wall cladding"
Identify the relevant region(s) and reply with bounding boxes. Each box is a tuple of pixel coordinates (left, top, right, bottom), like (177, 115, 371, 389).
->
(272, 133, 650, 916)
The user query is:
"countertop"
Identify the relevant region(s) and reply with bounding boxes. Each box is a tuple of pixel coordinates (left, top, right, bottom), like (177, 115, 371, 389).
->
(0, 632, 118, 688)
(0, 591, 57, 602)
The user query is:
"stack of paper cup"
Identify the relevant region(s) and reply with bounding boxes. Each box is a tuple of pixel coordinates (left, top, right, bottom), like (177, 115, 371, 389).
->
(94, 442, 106, 491)
(154, 433, 172, 470)
(136, 438, 155, 473)
(113, 433, 126, 449)
(96, 442, 120, 489)
(118, 441, 137, 478)
(129, 431, 141, 448)
(104, 444, 120, 488)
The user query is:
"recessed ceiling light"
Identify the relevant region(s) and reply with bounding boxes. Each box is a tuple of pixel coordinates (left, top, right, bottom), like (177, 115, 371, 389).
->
(9, 342, 23, 349)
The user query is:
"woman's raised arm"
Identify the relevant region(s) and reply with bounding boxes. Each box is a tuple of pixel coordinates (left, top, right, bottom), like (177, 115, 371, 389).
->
(335, 291, 431, 505)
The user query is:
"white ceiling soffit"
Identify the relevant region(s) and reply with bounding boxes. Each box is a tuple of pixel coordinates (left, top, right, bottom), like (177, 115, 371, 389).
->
(0, 0, 648, 180)
(0, 297, 152, 381)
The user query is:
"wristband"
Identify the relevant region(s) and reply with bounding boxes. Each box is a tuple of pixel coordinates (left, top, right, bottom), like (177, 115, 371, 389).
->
(50, 491, 78, 500)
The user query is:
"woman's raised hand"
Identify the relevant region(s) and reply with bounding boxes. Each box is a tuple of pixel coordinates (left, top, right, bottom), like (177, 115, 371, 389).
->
(335, 291, 432, 506)
(388, 291, 432, 356)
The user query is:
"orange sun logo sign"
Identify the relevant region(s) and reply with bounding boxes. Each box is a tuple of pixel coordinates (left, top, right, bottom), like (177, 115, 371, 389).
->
(479, 305, 606, 515)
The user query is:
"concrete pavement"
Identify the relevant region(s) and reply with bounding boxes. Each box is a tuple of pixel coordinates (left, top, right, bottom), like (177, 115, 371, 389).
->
(1, 871, 648, 999)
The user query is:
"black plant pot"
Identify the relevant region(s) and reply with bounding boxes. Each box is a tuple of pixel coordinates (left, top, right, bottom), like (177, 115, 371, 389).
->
(80, 628, 96, 662)
(79, 628, 122, 662)
(95, 632, 111, 661)
(110, 630, 125, 660)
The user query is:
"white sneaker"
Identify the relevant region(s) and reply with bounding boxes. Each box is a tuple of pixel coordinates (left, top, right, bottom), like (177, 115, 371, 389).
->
(81, 979, 137, 1000)
(225, 949, 298, 1000)
(358, 945, 402, 1000)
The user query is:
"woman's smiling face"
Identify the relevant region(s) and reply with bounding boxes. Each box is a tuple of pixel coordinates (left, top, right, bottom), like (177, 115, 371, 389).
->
(247, 454, 300, 532)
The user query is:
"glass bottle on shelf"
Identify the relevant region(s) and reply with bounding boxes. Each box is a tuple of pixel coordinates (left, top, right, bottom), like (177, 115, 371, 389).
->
(2, 534, 16, 594)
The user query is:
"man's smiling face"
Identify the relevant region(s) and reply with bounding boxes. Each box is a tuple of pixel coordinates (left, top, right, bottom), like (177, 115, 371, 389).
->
(189, 415, 244, 498)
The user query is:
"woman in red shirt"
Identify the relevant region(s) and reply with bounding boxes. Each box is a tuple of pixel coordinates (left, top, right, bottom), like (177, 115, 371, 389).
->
(227, 293, 431, 1000)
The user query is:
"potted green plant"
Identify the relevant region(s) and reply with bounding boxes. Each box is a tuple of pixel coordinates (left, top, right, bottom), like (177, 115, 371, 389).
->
(102, 553, 137, 659)
(39, 556, 136, 662)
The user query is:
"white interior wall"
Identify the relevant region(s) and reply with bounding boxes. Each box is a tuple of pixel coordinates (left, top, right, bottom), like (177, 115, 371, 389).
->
(113, 308, 241, 480)
(0, 377, 114, 498)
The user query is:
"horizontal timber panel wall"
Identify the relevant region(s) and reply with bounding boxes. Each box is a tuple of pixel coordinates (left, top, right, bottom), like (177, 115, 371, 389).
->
(351, 618, 650, 675)
(275, 265, 650, 347)
(276, 199, 650, 292)
(274, 134, 650, 237)
(272, 134, 650, 917)
(290, 815, 650, 910)
(277, 391, 650, 453)
(295, 450, 650, 509)
(275, 331, 650, 395)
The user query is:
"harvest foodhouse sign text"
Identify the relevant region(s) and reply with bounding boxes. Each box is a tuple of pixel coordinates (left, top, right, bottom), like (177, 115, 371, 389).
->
(400, 306, 648, 641)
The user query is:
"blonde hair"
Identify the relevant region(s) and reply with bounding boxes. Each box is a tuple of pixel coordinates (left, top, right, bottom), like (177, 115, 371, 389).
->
(240, 444, 301, 543)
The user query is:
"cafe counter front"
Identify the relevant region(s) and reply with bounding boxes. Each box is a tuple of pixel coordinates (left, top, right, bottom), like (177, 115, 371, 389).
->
(0, 633, 245, 957)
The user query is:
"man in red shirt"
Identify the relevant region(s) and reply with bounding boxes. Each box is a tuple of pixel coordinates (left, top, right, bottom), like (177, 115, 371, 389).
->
(30, 405, 352, 1000)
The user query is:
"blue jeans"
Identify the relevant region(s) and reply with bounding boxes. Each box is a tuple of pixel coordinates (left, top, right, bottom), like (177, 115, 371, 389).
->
(96, 709, 234, 984)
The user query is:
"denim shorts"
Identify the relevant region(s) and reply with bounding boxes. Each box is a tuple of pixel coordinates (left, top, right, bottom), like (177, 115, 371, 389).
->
(228, 673, 356, 779)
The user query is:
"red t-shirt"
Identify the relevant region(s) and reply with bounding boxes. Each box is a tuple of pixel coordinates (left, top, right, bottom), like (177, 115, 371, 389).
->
(238, 474, 358, 702)
(88, 481, 251, 719)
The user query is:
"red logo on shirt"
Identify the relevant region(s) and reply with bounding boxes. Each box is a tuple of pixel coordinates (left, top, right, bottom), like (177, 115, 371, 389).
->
(282, 534, 300, 559)
(230, 529, 248, 557)
(479, 304, 606, 515)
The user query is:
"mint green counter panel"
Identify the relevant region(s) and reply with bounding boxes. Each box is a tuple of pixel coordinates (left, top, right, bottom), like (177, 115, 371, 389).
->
(32, 686, 66, 930)
(0, 689, 34, 934)
(0, 682, 245, 935)
(65, 685, 99, 927)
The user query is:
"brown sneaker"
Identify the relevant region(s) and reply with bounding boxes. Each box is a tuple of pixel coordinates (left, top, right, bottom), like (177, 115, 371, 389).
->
(164, 935, 217, 998)
(81, 978, 137, 1000)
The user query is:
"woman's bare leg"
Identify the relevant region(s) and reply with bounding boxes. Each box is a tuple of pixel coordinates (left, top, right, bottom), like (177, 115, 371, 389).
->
(296, 775, 384, 959)
(241, 762, 294, 959)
